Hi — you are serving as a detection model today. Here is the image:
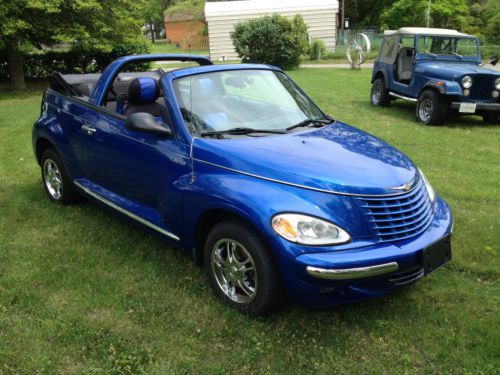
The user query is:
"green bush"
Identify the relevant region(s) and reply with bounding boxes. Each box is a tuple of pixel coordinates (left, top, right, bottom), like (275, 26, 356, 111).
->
(231, 14, 309, 70)
(0, 37, 151, 79)
(309, 39, 327, 60)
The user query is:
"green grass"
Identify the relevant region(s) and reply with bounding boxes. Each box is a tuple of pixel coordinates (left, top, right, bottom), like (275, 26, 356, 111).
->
(0, 69, 499, 374)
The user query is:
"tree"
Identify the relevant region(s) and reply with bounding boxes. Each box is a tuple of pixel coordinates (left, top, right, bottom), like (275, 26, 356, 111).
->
(380, 0, 469, 30)
(0, 0, 146, 90)
(140, 0, 170, 43)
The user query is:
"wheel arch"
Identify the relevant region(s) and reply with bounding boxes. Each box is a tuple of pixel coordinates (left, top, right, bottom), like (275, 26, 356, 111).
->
(192, 207, 275, 267)
(35, 137, 57, 165)
(372, 70, 387, 86)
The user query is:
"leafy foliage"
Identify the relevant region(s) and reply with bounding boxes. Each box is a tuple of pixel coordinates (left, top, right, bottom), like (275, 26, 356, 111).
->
(0, 41, 151, 79)
(380, 0, 469, 30)
(231, 14, 309, 70)
(309, 39, 327, 60)
(0, 0, 149, 89)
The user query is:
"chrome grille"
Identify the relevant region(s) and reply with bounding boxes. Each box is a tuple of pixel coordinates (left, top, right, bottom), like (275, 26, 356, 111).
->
(356, 179, 433, 242)
(469, 75, 495, 101)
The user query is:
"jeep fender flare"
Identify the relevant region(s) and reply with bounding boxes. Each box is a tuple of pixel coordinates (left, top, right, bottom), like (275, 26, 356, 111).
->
(419, 80, 462, 97)
(372, 71, 388, 87)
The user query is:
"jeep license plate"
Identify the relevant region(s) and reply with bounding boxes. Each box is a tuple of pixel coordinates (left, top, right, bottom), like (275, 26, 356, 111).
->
(459, 103, 476, 113)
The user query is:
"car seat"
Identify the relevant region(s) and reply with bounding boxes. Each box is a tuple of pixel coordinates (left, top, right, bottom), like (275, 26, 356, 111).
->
(397, 47, 414, 83)
(123, 77, 168, 120)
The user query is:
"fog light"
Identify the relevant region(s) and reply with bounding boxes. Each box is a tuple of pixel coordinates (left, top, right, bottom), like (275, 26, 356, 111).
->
(492, 90, 499, 98)
(463, 89, 470, 96)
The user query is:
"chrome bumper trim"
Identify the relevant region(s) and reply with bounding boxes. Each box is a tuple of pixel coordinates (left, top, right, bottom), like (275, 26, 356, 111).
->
(74, 180, 180, 241)
(306, 262, 399, 280)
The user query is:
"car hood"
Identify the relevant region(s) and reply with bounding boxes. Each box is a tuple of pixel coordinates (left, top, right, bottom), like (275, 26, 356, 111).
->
(192, 122, 417, 196)
(417, 61, 500, 80)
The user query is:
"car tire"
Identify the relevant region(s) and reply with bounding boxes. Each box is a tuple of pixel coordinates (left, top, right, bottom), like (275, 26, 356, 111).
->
(370, 78, 391, 107)
(204, 221, 285, 315)
(482, 112, 500, 124)
(416, 90, 447, 125)
(41, 148, 79, 204)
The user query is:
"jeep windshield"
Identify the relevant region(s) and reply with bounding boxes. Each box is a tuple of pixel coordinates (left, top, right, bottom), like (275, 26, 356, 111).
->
(172, 69, 327, 137)
(417, 35, 479, 58)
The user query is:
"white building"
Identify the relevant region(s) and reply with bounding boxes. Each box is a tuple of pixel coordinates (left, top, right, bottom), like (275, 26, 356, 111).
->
(205, 0, 339, 61)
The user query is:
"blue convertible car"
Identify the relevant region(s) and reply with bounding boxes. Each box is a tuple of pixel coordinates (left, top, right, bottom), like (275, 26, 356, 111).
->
(33, 55, 453, 314)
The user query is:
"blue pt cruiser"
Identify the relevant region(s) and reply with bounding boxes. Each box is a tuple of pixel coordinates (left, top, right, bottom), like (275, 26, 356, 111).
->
(33, 55, 453, 314)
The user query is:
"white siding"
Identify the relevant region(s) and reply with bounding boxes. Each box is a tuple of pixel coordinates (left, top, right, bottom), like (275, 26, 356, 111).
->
(205, 0, 338, 61)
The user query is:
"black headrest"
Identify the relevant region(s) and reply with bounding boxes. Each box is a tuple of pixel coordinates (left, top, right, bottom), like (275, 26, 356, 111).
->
(128, 77, 159, 104)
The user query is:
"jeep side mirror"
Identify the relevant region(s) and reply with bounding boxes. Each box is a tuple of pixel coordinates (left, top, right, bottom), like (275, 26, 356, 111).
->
(125, 112, 173, 137)
(489, 55, 498, 66)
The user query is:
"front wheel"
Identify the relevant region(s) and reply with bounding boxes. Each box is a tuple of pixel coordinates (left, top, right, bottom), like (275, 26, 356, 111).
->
(482, 112, 500, 124)
(416, 90, 447, 125)
(204, 221, 285, 315)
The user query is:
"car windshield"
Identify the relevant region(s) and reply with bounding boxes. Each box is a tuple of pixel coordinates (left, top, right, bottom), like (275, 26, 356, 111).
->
(172, 69, 325, 136)
(417, 35, 479, 58)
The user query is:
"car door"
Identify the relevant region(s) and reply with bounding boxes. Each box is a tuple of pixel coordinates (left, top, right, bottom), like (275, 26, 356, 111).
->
(389, 35, 416, 96)
(66, 101, 190, 241)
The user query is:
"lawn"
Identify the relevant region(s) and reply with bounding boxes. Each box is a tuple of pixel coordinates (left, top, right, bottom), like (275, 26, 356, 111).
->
(0, 68, 498, 374)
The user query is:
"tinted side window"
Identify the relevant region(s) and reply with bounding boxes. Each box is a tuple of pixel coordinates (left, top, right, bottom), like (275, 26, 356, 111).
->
(379, 36, 396, 60)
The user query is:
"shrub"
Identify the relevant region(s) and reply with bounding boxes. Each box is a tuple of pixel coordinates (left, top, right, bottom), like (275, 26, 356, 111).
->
(0, 37, 151, 79)
(309, 39, 327, 60)
(231, 14, 309, 70)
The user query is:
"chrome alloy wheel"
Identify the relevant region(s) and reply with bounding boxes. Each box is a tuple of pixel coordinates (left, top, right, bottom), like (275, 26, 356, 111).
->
(372, 84, 381, 104)
(43, 159, 63, 200)
(211, 239, 258, 304)
(418, 98, 433, 122)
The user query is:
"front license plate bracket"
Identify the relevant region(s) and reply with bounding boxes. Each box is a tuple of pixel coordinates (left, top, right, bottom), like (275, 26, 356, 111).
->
(459, 102, 476, 113)
(423, 236, 451, 274)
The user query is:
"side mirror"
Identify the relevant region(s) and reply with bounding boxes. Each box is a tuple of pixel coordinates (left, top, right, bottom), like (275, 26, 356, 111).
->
(489, 55, 498, 66)
(125, 112, 173, 137)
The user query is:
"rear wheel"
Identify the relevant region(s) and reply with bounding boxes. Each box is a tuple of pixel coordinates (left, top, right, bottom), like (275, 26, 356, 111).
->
(370, 78, 391, 107)
(416, 90, 447, 125)
(41, 148, 79, 204)
(204, 221, 285, 315)
(482, 112, 500, 124)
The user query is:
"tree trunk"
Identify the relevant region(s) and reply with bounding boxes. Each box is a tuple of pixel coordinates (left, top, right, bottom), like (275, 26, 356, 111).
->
(5, 41, 27, 91)
(150, 21, 156, 43)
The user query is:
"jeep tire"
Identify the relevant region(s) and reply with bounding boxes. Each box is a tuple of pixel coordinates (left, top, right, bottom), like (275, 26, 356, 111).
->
(416, 90, 447, 125)
(482, 112, 500, 124)
(371, 78, 391, 107)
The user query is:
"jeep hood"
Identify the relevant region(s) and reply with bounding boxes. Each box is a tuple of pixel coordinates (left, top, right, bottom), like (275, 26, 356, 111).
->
(192, 122, 417, 196)
(417, 61, 500, 81)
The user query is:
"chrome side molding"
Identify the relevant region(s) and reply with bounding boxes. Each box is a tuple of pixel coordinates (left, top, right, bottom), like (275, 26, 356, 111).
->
(74, 180, 180, 241)
(389, 92, 418, 102)
(306, 262, 399, 280)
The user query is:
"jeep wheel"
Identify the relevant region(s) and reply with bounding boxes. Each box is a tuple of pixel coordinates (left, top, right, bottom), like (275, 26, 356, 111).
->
(204, 221, 285, 315)
(482, 112, 500, 124)
(416, 90, 447, 125)
(371, 78, 390, 107)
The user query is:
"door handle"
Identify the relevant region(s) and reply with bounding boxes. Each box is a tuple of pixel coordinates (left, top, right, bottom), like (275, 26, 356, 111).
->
(81, 124, 96, 135)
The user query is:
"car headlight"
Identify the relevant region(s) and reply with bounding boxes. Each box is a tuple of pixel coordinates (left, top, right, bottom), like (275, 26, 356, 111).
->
(271, 214, 351, 245)
(461, 75, 473, 89)
(495, 78, 500, 90)
(418, 168, 436, 203)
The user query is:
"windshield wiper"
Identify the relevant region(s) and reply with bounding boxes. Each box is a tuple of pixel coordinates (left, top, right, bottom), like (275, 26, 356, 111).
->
(200, 127, 286, 137)
(450, 51, 463, 58)
(424, 50, 437, 58)
(286, 115, 335, 131)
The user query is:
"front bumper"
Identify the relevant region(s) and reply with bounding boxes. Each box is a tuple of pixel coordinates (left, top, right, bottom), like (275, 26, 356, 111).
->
(282, 197, 453, 308)
(450, 102, 500, 111)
